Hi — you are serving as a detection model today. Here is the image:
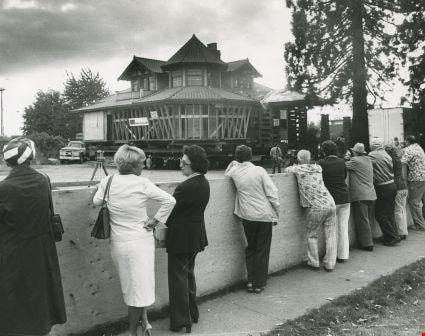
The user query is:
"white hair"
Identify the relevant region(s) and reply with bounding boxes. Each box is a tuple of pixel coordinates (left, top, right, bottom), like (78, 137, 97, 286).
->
(114, 144, 146, 174)
(297, 149, 311, 164)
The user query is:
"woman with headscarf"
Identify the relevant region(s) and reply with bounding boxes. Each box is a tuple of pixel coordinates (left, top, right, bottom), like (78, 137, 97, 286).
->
(0, 137, 67, 336)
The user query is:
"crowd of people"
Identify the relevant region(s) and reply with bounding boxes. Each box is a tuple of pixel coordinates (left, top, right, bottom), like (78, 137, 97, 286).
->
(281, 135, 425, 272)
(1, 135, 424, 336)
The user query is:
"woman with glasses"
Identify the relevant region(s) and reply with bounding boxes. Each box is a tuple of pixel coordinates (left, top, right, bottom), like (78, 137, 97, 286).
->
(166, 145, 210, 333)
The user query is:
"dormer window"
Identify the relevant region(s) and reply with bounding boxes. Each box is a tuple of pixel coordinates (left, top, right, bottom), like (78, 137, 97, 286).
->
(131, 80, 140, 92)
(172, 70, 183, 87)
(187, 68, 203, 86)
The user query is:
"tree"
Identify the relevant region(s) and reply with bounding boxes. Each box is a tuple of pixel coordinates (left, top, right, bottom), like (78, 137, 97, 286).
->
(22, 90, 77, 139)
(64, 68, 110, 110)
(397, 1, 425, 144)
(284, 0, 400, 148)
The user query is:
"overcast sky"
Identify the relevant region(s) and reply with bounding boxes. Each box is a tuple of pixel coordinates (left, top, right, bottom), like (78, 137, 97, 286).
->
(0, 0, 294, 135)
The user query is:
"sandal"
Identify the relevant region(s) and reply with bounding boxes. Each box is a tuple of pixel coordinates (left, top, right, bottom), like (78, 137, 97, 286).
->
(246, 282, 254, 293)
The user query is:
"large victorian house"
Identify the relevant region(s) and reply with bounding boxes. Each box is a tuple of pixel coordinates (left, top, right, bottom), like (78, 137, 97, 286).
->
(77, 34, 273, 166)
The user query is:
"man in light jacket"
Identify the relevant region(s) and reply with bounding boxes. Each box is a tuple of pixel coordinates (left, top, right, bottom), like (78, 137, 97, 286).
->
(345, 143, 377, 251)
(225, 145, 280, 294)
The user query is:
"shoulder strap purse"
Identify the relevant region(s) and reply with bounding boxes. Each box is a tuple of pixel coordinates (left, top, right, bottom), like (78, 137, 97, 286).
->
(91, 175, 114, 239)
(43, 173, 64, 242)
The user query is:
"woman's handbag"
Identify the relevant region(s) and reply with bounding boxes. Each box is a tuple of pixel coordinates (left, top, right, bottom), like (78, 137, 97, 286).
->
(43, 173, 64, 242)
(154, 224, 168, 248)
(91, 175, 114, 239)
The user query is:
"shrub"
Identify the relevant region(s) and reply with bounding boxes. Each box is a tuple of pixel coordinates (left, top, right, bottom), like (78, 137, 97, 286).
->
(28, 132, 67, 164)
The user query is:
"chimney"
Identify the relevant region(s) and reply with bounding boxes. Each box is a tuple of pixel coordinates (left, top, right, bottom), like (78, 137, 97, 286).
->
(207, 42, 221, 59)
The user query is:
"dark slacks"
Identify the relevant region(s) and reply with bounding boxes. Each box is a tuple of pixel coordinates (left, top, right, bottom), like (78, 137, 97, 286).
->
(168, 252, 198, 329)
(242, 220, 273, 288)
(271, 159, 281, 174)
(351, 200, 374, 248)
(374, 183, 399, 240)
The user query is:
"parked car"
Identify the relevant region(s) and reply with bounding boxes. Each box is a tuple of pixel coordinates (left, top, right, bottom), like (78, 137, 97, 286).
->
(59, 141, 88, 164)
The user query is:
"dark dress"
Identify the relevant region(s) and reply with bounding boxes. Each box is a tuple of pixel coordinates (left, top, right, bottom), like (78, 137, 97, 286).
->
(0, 165, 66, 335)
(166, 174, 210, 330)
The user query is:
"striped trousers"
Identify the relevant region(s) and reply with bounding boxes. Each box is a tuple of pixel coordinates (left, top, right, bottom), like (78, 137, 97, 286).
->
(305, 208, 337, 270)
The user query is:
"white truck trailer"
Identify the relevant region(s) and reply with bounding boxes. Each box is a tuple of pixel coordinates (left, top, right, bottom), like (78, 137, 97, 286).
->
(368, 107, 412, 145)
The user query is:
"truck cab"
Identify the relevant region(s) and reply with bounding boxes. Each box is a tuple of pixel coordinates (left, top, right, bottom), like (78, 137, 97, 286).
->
(59, 141, 87, 164)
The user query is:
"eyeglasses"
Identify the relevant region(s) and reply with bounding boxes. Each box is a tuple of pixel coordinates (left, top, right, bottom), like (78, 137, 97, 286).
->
(180, 159, 191, 166)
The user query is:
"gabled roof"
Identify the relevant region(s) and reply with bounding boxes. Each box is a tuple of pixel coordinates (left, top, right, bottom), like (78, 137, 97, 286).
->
(118, 56, 166, 81)
(135, 86, 258, 104)
(162, 34, 227, 70)
(226, 59, 262, 78)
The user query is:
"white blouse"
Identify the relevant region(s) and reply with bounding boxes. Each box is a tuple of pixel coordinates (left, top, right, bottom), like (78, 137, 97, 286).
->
(93, 174, 176, 242)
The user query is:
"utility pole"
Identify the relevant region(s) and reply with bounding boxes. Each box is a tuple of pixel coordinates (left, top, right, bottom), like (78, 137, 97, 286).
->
(0, 88, 4, 137)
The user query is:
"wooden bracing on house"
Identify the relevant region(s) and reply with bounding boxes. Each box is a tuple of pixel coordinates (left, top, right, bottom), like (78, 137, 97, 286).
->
(111, 103, 253, 141)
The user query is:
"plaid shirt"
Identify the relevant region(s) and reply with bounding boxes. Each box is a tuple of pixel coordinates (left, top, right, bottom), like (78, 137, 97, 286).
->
(401, 143, 425, 182)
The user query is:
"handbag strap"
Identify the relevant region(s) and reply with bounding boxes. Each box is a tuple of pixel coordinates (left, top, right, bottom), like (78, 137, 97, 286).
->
(102, 175, 114, 205)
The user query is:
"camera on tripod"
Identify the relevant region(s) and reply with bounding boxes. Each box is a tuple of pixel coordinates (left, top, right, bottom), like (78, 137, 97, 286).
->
(89, 150, 108, 186)
(96, 150, 105, 162)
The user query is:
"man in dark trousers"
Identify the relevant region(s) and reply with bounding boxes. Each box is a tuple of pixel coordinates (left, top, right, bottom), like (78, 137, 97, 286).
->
(270, 142, 282, 173)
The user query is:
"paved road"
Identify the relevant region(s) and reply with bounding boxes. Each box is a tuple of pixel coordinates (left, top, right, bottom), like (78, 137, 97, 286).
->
(0, 162, 229, 185)
(113, 231, 425, 336)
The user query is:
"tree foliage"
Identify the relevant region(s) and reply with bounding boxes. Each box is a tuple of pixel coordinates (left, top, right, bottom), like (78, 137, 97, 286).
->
(22, 69, 110, 139)
(284, 0, 401, 147)
(22, 90, 76, 138)
(63, 68, 109, 110)
(30, 131, 67, 163)
(397, 1, 425, 144)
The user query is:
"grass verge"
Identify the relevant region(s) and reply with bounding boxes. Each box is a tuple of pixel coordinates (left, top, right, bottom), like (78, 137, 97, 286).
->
(267, 257, 425, 336)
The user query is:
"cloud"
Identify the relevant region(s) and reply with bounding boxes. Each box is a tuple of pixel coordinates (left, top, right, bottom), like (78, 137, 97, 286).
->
(0, 0, 289, 76)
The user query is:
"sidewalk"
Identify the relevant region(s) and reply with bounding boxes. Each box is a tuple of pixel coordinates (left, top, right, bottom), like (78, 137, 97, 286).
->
(119, 231, 425, 336)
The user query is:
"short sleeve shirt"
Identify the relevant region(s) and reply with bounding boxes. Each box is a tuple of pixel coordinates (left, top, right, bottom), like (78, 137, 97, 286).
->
(401, 143, 425, 182)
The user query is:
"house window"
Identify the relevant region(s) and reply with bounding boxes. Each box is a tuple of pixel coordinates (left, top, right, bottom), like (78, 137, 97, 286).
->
(149, 76, 156, 91)
(131, 80, 140, 92)
(143, 78, 149, 91)
(187, 69, 203, 86)
(172, 70, 182, 87)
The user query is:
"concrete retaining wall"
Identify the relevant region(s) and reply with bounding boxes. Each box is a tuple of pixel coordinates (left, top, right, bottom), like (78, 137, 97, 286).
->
(52, 173, 366, 335)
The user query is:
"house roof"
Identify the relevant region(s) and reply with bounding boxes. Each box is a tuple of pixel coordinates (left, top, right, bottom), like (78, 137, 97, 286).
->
(261, 89, 307, 105)
(75, 86, 258, 113)
(162, 34, 227, 70)
(74, 88, 140, 112)
(118, 56, 166, 81)
(135, 86, 258, 104)
(226, 59, 262, 77)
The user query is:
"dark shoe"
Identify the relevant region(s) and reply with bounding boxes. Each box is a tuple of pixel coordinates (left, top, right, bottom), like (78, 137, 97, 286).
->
(323, 267, 333, 272)
(383, 237, 401, 246)
(170, 325, 192, 333)
(336, 258, 347, 263)
(400, 235, 407, 240)
(303, 262, 320, 271)
(253, 287, 264, 294)
(373, 236, 386, 243)
(359, 245, 373, 252)
(246, 282, 254, 293)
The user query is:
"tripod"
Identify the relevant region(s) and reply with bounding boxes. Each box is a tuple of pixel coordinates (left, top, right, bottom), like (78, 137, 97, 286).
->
(89, 151, 108, 186)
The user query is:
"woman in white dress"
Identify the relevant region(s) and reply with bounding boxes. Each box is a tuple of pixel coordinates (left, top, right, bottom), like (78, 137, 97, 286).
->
(92, 145, 175, 336)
